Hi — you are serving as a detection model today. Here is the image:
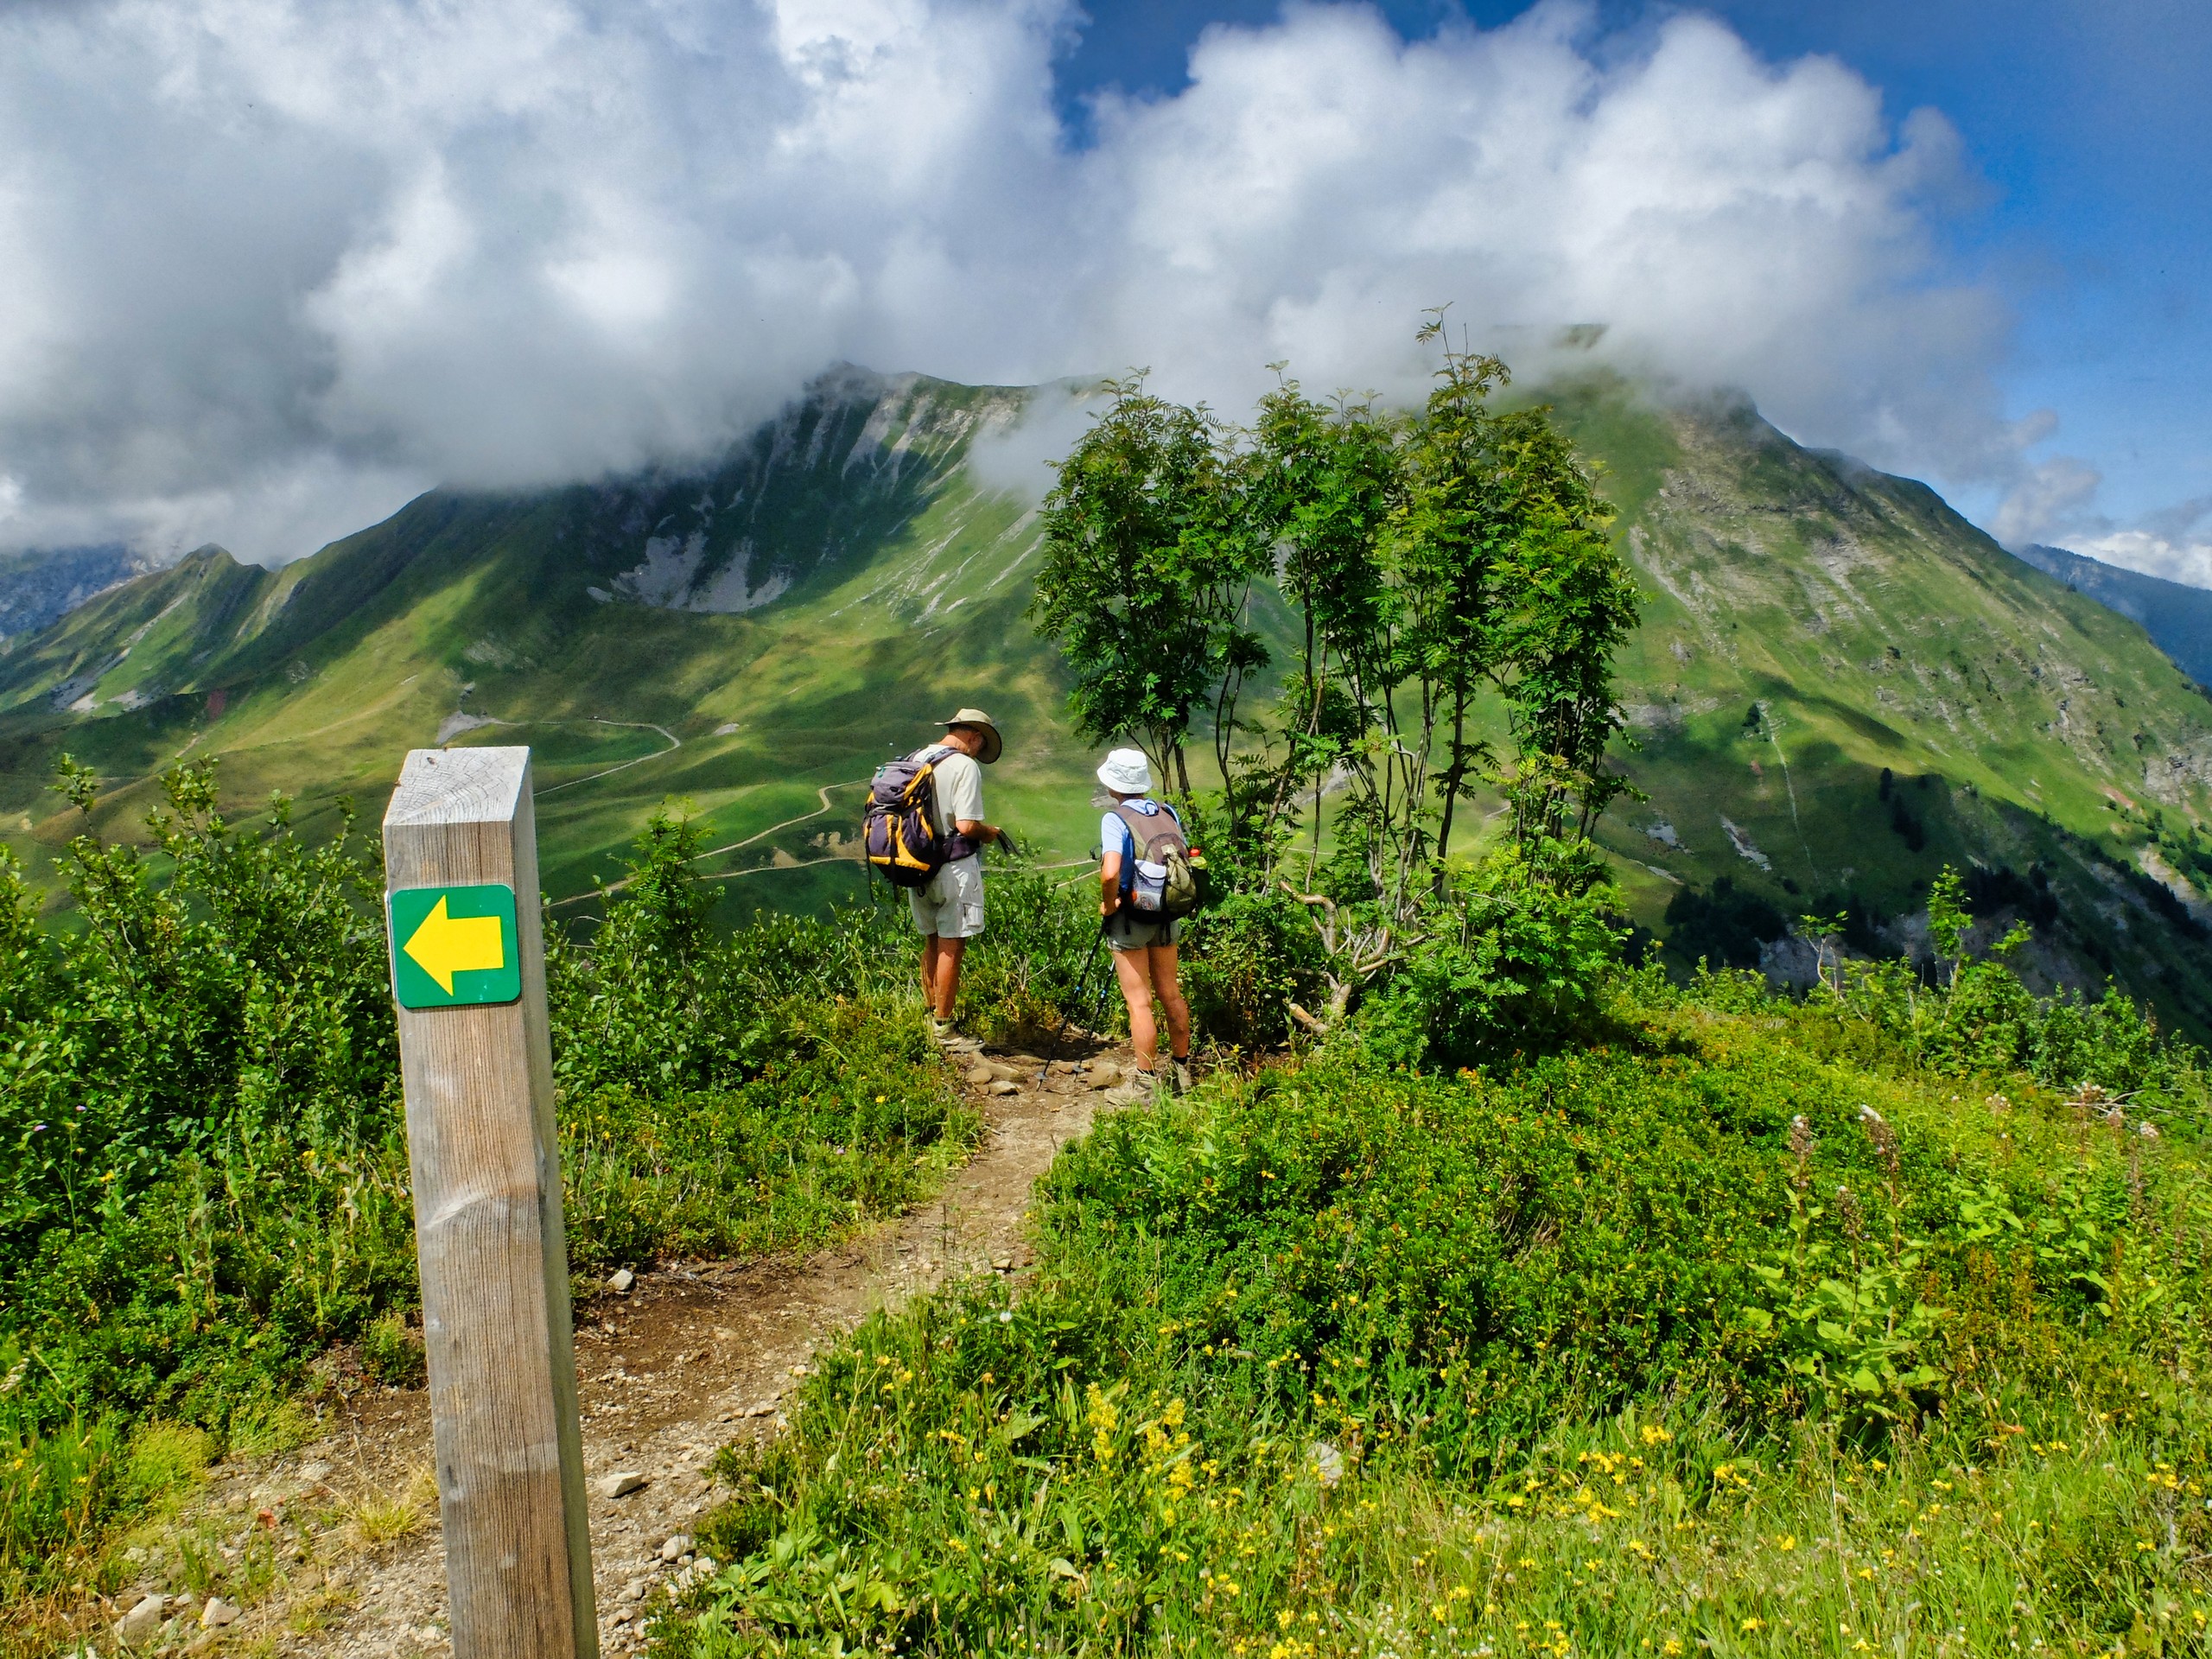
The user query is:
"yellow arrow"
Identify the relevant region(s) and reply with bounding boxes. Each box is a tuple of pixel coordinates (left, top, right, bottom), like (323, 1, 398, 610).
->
(403, 895, 505, 995)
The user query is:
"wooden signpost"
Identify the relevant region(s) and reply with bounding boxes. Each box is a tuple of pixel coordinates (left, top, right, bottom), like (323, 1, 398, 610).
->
(383, 747, 597, 1659)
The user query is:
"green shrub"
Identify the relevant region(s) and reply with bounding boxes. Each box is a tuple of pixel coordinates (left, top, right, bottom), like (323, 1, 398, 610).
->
(657, 982, 2212, 1656)
(1351, 849, 1626, 1070)
(0, 780, 975, 1603)
(561, 997, 975, 1270)
(1179, 887, 1327, 1051)
(359, 1309, 426, 1389)
(945, 862, 1114, 1048)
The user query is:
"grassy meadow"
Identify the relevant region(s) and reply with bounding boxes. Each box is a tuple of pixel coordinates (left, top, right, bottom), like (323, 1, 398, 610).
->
(658, 969, 2212, 1658)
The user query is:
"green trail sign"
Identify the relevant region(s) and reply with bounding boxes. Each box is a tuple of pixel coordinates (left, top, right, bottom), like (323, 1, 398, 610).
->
(389, 883, 522, 1009)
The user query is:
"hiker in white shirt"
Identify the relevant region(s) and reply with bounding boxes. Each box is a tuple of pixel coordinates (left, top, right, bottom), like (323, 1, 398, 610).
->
(1095, 747, 1192, 1093)
(912, 709, 1005, 1044)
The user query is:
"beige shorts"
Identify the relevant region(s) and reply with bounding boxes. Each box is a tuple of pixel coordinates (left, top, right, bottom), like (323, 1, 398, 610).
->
(909, 855, 985, 939)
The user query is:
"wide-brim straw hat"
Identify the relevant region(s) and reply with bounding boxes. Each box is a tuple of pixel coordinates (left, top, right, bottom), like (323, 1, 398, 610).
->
(1096, 747, 1152, 795)
(944, 708, 1003, 765)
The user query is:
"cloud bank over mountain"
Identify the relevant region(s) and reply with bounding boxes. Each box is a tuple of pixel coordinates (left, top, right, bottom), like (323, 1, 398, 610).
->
(2061, 499, 2212, 592)
(0, 0, 2032, 564)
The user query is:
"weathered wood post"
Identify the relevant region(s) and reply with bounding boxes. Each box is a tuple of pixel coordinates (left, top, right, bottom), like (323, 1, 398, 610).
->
(382, 747, 596, 1659)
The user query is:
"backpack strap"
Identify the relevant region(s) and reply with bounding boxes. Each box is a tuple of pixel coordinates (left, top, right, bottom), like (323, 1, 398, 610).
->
(917, 745, 980, 861)
(1107, 803, 1141, 896)
(1113, 800, 1182, 847)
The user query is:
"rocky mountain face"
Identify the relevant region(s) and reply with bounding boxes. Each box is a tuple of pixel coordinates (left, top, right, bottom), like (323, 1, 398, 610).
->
(6, 370, 2212, 1032)
(0, 543, 156, 642)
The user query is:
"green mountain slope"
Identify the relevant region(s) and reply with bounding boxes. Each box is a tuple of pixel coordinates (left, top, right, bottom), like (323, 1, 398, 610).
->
(6, 370, 2211, 1029)
(0, 369, 1091, 914)
(1555, 383, 2212, 1025)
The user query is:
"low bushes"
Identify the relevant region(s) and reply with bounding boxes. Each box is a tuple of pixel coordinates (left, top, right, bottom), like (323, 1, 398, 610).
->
(1179, 887, 1329, 1052)
(658, 978, 2212, 1656)
(562, 998, 973, 1272)
(0, 775, 969, 1605)
(1351, 849, 1625, 1071)
(938, 864, 1114, 1050)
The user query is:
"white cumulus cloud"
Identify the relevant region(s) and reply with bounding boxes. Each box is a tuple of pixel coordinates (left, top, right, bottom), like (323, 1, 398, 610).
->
(0, 0, 2024, 564)
(2059, 497, 2212, 590)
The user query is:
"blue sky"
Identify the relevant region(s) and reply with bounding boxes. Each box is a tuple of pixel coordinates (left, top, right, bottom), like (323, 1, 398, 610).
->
(1061, 0, 2212, 558)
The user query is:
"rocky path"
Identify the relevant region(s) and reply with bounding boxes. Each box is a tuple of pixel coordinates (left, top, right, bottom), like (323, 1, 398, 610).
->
(89, 1041, 1142, 1658)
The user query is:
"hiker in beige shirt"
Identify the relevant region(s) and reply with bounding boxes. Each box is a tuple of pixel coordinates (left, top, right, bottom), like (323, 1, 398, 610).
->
(911, 709, 1005, 1046)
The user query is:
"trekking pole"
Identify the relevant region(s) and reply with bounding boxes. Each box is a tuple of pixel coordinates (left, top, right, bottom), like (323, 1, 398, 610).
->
(1039, 926, 1109, 1088)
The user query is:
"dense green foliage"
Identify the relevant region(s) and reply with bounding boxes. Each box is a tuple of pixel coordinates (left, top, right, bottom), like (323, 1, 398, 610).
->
(1033, 332, 1641, 923)
(0, 772, 975, 1605)
(1661, 876, 1787, 972)
(659, 955, 2212, 1657)
(1029, 380, 1262, 800)
(1032, 332, 1644, 1078)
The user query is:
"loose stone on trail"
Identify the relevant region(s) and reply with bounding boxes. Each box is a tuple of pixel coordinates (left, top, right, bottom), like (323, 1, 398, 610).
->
(608, 1268, 636, 1294)
(115, 1593, 163, 1647)
(598, 1471, 648, 1499)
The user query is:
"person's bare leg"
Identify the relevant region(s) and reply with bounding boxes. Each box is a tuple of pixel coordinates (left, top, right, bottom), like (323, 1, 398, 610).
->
(1150, 944, 1191, 1061)
(931, 936, 968, 1020)
(1110, 946, 1160, 1070)
(921, 935, 942, 1009)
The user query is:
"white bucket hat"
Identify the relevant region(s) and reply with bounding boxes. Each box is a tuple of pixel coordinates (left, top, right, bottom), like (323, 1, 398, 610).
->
(1096, 747, 1152, 795)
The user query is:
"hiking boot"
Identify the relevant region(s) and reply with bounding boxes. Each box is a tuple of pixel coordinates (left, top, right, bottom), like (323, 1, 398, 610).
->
(1103, 1068, 1158, 1104)
(931, 1016, 981, 1053)
(1171, 1058, 1192, 1095)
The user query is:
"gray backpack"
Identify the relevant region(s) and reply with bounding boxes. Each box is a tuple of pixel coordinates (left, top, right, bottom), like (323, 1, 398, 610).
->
(1113, 802, 1198, 917)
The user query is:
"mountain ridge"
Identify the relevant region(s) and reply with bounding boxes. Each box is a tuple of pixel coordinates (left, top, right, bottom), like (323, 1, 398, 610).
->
(7, 368, 2212, 1032)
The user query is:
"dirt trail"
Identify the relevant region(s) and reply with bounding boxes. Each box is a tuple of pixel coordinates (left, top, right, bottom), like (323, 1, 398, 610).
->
(88, 1040, 1135, 1657)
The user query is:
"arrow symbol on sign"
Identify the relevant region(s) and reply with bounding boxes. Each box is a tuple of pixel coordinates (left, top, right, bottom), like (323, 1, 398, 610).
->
(402, 896, 505, 995)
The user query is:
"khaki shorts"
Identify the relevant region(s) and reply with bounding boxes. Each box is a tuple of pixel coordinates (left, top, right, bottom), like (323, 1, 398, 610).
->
(1103, 907, 1182, 952)
(909, 855, 985, 939)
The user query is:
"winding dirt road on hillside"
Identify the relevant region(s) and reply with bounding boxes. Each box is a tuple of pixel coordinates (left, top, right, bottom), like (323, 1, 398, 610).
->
(79, 1040, 1133, 1658)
